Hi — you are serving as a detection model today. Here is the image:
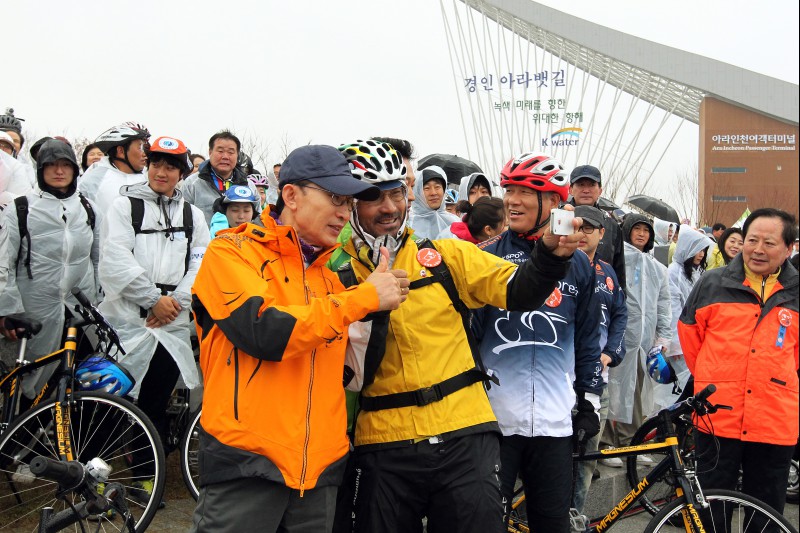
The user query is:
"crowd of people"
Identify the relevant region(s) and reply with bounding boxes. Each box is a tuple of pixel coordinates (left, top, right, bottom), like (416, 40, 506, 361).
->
(0, 109, 797, 533)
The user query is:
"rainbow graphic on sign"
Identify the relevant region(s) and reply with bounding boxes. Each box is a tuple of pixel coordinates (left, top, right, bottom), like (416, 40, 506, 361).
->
(551, 127, 582, 140)
(544, 127, 583, 147)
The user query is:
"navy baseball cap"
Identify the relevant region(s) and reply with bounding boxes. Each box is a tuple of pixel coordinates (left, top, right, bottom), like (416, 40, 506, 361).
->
(279, 145, 379, 201)
(574, 205, 605, 228)
(570, 164, 602, 185)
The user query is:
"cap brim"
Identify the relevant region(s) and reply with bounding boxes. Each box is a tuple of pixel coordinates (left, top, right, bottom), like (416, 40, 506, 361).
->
(374, 180, 405, 191)
(570, 174, 601, 184)
(308, 176, 380, 201)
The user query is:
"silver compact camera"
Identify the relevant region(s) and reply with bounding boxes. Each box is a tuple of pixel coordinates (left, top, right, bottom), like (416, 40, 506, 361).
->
(549, 208, 575, 235)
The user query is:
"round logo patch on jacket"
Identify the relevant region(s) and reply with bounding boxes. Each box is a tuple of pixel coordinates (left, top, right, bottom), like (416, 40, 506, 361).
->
(417, 248, 442, 268)
(778, 308, 793, 327)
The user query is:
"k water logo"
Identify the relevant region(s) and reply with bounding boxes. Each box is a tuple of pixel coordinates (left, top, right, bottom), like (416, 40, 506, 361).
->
(541, 127, 582, 147)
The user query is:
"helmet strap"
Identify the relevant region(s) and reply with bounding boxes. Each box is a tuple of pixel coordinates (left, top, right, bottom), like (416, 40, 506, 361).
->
(110, 142, 140, 174)
(530, 190, 550, 234)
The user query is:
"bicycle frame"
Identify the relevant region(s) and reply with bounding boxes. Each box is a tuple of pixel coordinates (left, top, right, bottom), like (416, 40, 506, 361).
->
(508, 402, 713, 533)
(0, 324, 81, 461)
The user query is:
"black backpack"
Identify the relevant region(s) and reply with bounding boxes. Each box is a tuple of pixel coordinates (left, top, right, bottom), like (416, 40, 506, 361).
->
(128, 197, 194, 274)
(15, 194, 96, 279)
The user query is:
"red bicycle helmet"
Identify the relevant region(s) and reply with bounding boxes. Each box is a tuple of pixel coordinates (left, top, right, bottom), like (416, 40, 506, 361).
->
(499, 152, 569, 202)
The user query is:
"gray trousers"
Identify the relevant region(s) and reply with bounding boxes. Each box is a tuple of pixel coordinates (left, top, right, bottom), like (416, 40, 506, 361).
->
(190, 477, 337, 533)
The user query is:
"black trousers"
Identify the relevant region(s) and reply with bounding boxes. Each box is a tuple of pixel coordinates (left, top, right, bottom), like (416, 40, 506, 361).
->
(132, 343, 180, 476)
(341, 432, 504, 533)
(696, 430, 794, 514)
(498, 434, 573, 533)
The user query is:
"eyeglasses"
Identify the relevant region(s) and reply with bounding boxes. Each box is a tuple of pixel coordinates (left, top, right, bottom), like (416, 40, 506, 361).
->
(360, 187, 407, 205)
(298, 184, 355, 209)
(580, 224, 600, 234)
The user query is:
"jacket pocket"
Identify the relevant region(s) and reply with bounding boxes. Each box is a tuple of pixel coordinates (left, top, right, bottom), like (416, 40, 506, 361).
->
(227, 347, 240, 420)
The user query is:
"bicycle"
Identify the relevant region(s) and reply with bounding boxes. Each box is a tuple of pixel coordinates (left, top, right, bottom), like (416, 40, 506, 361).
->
(164, 375, 202, 501)
(0, 288, 166, 532)
(178, 405, 202, 500)
(506, 384, 798, 533)
(625, 385, 697, 516)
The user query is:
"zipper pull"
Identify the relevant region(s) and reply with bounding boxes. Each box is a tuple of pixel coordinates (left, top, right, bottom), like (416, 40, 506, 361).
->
(299, 483, 305, 498)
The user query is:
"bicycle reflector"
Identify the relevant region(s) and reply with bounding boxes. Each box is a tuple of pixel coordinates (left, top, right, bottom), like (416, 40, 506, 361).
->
(75, 356, 135, 396)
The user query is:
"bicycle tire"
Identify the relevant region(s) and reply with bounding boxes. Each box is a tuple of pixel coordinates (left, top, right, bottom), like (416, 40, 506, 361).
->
(180, 408, 202, 501)
(626, 412, 695, 516)
(0, 391, 166, 532)
(643, 489, 797, 533)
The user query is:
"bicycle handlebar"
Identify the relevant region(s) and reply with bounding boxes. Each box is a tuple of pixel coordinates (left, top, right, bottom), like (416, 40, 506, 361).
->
(29, 456, 85, 489)
(693, 383, 716, 404)
(70, 288, 126, 355)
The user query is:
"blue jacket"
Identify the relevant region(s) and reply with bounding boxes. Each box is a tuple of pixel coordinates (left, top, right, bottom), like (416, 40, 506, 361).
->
(592, 256, 627, 368)
(474, 231, 602, 437)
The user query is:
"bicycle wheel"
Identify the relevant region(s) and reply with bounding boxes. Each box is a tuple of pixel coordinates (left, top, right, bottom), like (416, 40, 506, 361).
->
(180, 408, 202, 501)
(644, 489, 797, 533)
(626, 413, 695, 515)
(0, 391, 165, 532)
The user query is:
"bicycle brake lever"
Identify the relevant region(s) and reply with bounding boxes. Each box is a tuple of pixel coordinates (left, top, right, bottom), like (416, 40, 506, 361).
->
(709, 404, 732, 413)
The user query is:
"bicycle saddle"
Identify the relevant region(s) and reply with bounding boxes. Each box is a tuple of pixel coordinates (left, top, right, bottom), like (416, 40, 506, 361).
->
(4, 315, 43, 338)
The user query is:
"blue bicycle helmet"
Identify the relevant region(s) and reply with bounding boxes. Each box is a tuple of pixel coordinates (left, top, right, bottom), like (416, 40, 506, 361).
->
(445, 188, 459, 205)
(222, 185, 259, 208)
(75, 356, 135, 396)
(646, 349, 677, 384)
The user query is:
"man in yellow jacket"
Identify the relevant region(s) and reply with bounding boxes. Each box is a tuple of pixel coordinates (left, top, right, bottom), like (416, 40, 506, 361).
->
(190, 145, 409, 533)
(333, 141, 584, 533)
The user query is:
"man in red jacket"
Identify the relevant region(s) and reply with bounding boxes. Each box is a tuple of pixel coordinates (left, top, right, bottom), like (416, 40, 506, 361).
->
(678, 207, 798, 515)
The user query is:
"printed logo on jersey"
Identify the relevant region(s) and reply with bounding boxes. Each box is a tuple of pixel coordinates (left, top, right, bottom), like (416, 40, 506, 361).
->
(492, 310, 567, 355)
(545, 287, 562, 307)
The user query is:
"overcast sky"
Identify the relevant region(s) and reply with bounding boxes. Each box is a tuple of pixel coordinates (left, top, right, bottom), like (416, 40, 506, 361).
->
(5, 0, 798, 179)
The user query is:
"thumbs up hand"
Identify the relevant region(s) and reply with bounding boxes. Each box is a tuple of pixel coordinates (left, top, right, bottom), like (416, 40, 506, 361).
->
(364, 247, 409, 311)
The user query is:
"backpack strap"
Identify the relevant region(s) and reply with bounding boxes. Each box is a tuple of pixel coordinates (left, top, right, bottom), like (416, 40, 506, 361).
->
(14, 196, 33, 279)
(182, 201, 193, 273)
(129, 196, 194, 273)
(129, 197, 145, 235)
(337, 262, 391, 391)
(77, 192, 95, 230)
(358, 239, 498, 413)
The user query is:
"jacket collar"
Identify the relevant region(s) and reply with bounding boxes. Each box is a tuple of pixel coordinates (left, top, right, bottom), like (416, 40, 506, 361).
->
(721, 253, 798, 292)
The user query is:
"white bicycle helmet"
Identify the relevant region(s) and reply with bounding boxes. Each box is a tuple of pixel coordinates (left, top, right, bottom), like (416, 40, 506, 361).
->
(247, 173, 269, 188)
(94, 124, 150, 154)
(339, 139, 407, 185)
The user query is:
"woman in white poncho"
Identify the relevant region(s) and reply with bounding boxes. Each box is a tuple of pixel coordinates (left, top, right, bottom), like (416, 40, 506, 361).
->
(0, 140, 99, 401)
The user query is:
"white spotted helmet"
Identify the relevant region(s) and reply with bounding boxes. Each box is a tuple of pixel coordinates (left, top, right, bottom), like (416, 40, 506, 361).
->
(339, 139, 407, 185)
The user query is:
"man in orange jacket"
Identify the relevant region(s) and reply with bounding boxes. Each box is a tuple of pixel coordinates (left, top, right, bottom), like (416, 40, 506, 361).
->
(678, 207, 798, 515)
(189, 145, 409, 533)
